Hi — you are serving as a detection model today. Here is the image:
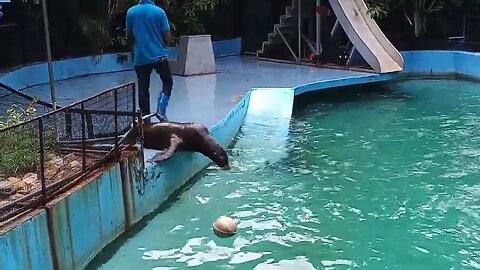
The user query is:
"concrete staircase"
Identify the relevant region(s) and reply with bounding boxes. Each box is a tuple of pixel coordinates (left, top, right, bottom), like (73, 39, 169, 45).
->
(256, 0, 315, 61)
(256, 0, 355, 67)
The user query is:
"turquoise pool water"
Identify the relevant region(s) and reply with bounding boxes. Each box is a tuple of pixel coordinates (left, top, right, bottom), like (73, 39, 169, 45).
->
(90, 78, 480, 269)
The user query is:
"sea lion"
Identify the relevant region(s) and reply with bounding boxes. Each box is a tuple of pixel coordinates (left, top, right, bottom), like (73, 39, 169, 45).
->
(141, 114, 230, 170)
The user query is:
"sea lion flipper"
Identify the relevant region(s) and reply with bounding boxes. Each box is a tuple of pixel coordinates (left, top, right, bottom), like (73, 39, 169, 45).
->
(148, 134, 183, 163)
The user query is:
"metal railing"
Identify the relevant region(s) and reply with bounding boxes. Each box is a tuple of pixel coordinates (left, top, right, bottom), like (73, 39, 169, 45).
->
(0, 82, 56, 117)
(0, 82, 141, 223)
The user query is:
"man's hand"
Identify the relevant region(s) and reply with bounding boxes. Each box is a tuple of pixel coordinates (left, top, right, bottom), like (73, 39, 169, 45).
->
(163, 31, 171, 45)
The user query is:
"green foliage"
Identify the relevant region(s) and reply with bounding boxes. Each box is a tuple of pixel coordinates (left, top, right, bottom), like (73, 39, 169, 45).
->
(77, 15, 114, 55)
(0, 101, 38, 129)
(75, 0, 124, 55)
(366, 0, 391, 19)
(0, 102, 38, 176)
(366, 0, 463, 37)
(0, 101, 55, 177)
(74, 0, 224, 54)
(160, 0, 220, 44)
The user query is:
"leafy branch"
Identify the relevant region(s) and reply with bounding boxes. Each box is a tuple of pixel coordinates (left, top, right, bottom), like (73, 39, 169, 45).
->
(366, 0, 461, 37)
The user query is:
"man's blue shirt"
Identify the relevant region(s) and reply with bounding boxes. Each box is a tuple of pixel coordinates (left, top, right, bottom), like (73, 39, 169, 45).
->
(126, 0, 170, 66)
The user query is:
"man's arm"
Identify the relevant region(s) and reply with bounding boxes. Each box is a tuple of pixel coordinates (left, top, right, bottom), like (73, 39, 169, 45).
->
(159, 10, 171, 45)
(163, 31, 171, 44)
(126, 10, 135, 46)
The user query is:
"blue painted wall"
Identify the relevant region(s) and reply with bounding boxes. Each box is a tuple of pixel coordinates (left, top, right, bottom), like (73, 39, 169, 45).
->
(48, 165, 127, 270)
(2, 50, 480, 270)
(0, 38, 243, 91)
(212, 38, 242, 58)
(401, 51, 456, 74)
(0, 90, 251, 270)
(400, 50, 480, 76)
(130, 92, 251, 223)
(294, 72, 398, 96)
(0, 212, 53, 270)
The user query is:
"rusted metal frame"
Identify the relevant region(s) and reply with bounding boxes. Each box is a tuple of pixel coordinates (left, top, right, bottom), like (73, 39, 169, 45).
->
(0, 193, 42, 221)
(58, 127, 132, 148)
(0, 202, 41, 223)
(47, 146, 121, 199)
(61, 82, 134, 110)
(59, 148, 110, 154)
(114, 88, 119, 152)
(65, 112, 73, 138)
(0, 128, 140, 223)
(0, 83, 136, 133)
(86, 113, 94, 139)
(81, 103, 87, 171)
(132, 83, 136, 122)
(45, 170, 91, 198)
(0, 82, 58, 109)
(0, 105, 136, 137)
(65, 108, 137, 117)
(59, 143, 116, 150)
(46, 125, 138, 197)
(38, 118, 47, 205)
(131, 83, 137, 140)
(45, 156, 115, 199)
(58, 136, 118, 145)
(0, 85, 138, 222)
(59, 144, 116, 151)
(0, 122, 136, 208)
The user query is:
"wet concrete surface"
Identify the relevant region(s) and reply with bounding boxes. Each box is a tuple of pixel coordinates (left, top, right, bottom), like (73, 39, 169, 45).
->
(21, 56, 373, 128)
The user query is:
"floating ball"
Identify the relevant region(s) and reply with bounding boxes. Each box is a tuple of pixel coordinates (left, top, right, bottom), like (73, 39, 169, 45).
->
(212, 216, 237, 238)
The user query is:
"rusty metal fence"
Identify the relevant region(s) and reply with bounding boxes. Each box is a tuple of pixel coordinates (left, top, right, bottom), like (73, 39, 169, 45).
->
(0, 82, 141, 222)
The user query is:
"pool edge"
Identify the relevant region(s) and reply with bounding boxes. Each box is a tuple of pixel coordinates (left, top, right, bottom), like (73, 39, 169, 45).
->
(1, 50, 479, 270)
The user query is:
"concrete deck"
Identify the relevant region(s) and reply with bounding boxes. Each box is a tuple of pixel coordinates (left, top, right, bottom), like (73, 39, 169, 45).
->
(22, 56, 375, 128)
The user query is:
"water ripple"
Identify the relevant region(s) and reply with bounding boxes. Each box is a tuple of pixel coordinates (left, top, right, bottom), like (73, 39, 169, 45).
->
(92, 79, 480, 270)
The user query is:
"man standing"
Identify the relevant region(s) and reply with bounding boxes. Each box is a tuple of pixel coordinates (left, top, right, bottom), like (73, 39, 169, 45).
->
(126, 0, 173, 121)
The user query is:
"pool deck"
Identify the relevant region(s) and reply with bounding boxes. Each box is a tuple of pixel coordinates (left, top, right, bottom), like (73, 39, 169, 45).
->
(22, 56, 387, 128)
(2, 50, 480, 270)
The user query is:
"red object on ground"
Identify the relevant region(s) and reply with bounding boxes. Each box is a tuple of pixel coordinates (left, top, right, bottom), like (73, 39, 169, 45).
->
(316, 6, 331, 16)
(308, 53, 319, 63)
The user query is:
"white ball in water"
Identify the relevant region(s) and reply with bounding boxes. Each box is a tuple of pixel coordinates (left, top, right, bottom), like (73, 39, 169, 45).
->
(212, 216, 237, 238)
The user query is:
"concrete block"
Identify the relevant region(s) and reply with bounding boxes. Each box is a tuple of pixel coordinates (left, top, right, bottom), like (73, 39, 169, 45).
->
(169, 35, 216, 76)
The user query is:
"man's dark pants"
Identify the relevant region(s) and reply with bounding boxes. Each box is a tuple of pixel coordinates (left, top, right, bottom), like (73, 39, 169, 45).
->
(134, 59, 173, 116)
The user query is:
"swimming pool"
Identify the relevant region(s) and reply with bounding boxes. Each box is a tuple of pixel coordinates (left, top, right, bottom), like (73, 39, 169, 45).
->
(89, 76, 480, 269)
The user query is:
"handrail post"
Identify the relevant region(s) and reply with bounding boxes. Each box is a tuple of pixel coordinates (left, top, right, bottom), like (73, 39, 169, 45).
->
(298, 0, 302, 63)
(316, 0, 321, 55)
(114, 88, 119, 152)
(41, 0, 60, 147)
(132, 83, 136, 115)
(81, 103, 86, 171)
(132, 84, 136, 136)
(38, 118, 47, 204)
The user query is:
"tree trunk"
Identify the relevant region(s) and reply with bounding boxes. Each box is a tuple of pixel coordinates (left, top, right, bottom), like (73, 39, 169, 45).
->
(413, 1, 427, 37)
